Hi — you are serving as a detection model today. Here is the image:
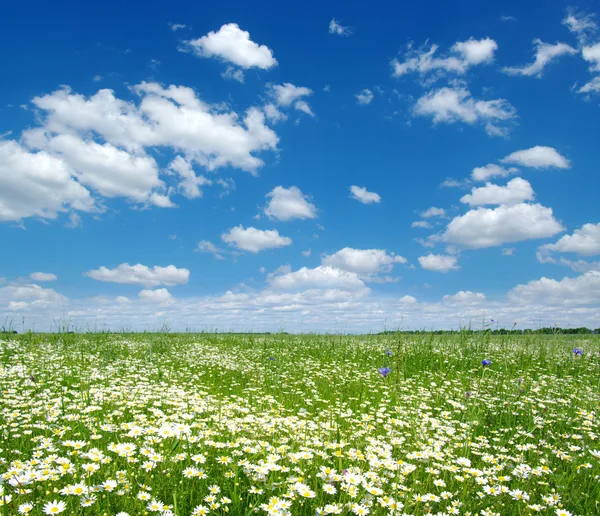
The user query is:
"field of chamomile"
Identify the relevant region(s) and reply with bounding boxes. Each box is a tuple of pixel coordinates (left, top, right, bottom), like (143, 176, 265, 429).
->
(1, 332, 599, 516)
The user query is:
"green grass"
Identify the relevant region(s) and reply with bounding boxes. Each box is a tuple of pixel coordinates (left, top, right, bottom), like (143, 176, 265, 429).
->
(1, 332, 599, 516)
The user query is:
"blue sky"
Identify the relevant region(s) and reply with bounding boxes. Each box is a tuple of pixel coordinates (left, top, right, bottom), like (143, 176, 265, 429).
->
(1, 0, 600, 331)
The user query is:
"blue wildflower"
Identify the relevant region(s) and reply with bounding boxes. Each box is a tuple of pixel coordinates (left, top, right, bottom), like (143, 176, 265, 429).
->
(482, 359, 492, 367)
(385, 349, 392, 357)
(572, 348, 584, 356)
(378, 366, 391, 377)
(269, 357, 275, 361)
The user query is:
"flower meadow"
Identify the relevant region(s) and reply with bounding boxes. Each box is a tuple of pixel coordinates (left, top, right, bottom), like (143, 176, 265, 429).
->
(1, 332, 599, 516)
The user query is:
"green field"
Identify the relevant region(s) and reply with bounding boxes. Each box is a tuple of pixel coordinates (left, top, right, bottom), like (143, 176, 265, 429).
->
(1, 332, 599, 516)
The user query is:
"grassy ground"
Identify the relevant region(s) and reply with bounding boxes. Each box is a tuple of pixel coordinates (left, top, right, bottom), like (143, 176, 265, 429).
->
(1, 332, 599, 516)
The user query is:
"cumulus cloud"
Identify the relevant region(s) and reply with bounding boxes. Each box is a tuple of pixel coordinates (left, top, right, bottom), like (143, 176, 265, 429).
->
(0, 140, 97, 222)
(268, 265, 368, 292)
(197, 240, 226, 260)
(537, 223, 600, 266)
(267, 83, 314, 116)
(421, 207, 446, 218)
(418, 254, 460, 273)
(221, 226, 292, 253)
(264, 186, 317, 221)
(503, 40, 577, 77)
(30, 272, 57, 282)
(501, 146, 570, 169)
(139, 288, 175, 304)
(563, 10, 598, 44)
(356, 89, 374, 105)
(329, 19, 351, 36)
(350, 185, 381, 204)
(1, 283, 67, 310)
(182, 23, 277, 69)
(471, 163, 518, 181)
(443, 203, 564, 249)
(460, 177, 534, 206)
(391, 38, 498, 78)
(443, 290, 486, 304)
(414, 86, 516, 137)
(579, 43, 600, 94)
(84, 263, 190, 287)
(321, 248, 407, 279)
(508, 270, 600, 305)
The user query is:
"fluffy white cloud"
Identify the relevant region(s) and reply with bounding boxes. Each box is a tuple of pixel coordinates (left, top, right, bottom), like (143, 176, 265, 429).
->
(1, 283, 67, 310)
(460, 177, 534, 206)
(418, 254, 459, 273)
(443, 203, 564, 249)
(579, 76, 600, 94)
(0, 140, 97, 222)
(84, 264, 190, 287)
(329, 19, 351, 36)
(503, 40, 577, 77)
(168, 22, 187, 32)
(268, 83, 314, 116)
(30, 272, 57, 282)
(356, 89, 374, 105)
(30, 133, 163, 203)
(582, 42, 600, 71)
(414, 86, 516, 137)
(168, 156, 211, 199)
(421, 207, 446, 218)
(30, 83, 279, 174)
(221, 226, 292, 253)
(443, 290, 486, 304)
(139, 288, 175, 304)
(508, 270, 600, 305)
(563, 11, 598, 43)
(501, 146, 570, 169)
(197, 240, 226, 260)
(350, 185, 381, 204)
(538, 223, 600, 262)
(321, 248, 407, 278)
(412, 221, 432, 229)
(264, 186, 317, 221)
(471, 163, 518, 181)
(182, 23, 277, 69)
(391, 38, 497, 77)
(269, 265, 368, 292)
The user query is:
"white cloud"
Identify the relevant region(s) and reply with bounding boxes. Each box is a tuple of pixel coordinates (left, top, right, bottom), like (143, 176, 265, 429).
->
(302, 249, 312, 257)
(356, 89, 374, 105)
(321, 248, 407, 279)
(221, 66, 245, 83)
(263, 104, 287, 123)
(414, 86, 516, 137)
(582, 42, 600, 71)
(139, 288, 174, 304)
(269, 265, 368, 292)
(579, 76, 600, 94)
(30, 272, 57, 282)
(443, 290, 486, 304)
(538, 223, 600, 262)
(84, 263, 190, 287)
(501, 146, 570, 169)
(197, 240, 226, 260)
(168, 156, 211, 199)
(444, 203, 564, 249)
(350, 185, 381, 204)
(471, 163, 518, 181)
(168, 22, 187, 31)
(391, 38, 497, 78)
(0, 140, 97, 222)
(30, 83, 279, 175)
(329, 19, 351, 36)
(420, 206, 446, 218)
(221, 226, 292, 253)
(418, 254, 459, 273)
(508, 270, 600, 305)
(562, 11, 598, 45)
(502, 247, 516, 256)
(182, 23, 277, 69)
(268, 83, 314, 116)
(460, 177, 534, 206)
(503, 40, 577, 77)
(1, 283, 67, 310)
(412, 220, 432, 229)
(264, 186, 317, 221)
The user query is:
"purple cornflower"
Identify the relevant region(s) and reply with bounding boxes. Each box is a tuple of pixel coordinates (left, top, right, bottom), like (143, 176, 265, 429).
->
(572, 348, 584, 356)
(465, 391, 472, 399)
(481, 359, 492, 367)
(378, 366, 392, 378)
(269, 357, 275, 361)
(385, 349, 392, 357)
